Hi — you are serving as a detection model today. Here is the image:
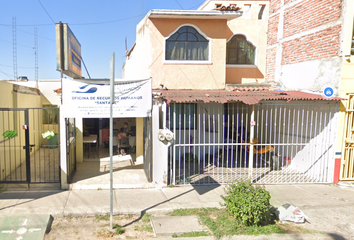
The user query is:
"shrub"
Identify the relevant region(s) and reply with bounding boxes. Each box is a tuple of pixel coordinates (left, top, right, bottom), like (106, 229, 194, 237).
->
(221, 180, 271, 226)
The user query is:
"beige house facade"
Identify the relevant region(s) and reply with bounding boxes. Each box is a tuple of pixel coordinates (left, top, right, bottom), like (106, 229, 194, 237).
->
(124, 0, 270, 89)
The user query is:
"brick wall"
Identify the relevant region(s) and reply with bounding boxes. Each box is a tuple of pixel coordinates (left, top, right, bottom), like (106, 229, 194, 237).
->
(267, 14, 279, 46)
(270, 0, 281, 14)
(282, 25, 340, 65)
(266, 47, 277, 80)
(283, 0, 341, 38)
(266, 0, 342, 81)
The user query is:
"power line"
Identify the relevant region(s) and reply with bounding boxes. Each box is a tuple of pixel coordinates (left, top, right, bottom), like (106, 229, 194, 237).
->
(0, 14, 145, 27)
(37, 0, 56, 24)
(175, 0, 184, 10)
(187, 1, 205, 9)
(0, 64, 34, 69)
(0, 38, 33, 48)
(70, 14, 145, 26)
(0, 68, 14, 79)
(0, 24, 55, 42)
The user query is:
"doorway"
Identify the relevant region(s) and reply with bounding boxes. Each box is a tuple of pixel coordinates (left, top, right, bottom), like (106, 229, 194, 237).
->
(69, 117, 153, 189)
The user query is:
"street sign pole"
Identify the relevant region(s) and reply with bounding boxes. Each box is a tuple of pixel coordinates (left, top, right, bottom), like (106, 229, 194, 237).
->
(109, 52, 115, 229)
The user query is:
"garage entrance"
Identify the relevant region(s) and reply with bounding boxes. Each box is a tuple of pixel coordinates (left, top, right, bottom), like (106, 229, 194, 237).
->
(168, 101, 338, 185)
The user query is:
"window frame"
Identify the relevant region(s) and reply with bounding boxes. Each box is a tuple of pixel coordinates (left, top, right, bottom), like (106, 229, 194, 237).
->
(226, 33, 258, 68)
(163, 24, 212, 65)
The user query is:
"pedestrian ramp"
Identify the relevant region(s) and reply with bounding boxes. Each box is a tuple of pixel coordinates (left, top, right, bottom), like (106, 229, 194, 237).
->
(0, 215, 53, 240)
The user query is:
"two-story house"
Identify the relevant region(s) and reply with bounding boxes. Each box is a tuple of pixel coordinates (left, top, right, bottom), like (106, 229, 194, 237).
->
(123, 0, 341, 186)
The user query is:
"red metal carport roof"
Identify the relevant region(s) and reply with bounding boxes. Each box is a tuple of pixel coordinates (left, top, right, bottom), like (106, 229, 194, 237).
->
(152, 89, 342, 105)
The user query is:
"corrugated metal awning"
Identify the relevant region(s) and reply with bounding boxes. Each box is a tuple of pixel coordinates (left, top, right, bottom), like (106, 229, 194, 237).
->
(153, 89, 342, 105)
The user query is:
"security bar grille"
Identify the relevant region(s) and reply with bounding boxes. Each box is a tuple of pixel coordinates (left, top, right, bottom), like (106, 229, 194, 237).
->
(167, 101, 337, 185)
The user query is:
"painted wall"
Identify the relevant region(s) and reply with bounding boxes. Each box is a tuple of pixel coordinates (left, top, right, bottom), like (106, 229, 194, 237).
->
(8, 80, 61, 106)
(123, 18, 151, 80)
(200, 0, 269, 84)
(0, 81, 43, 181)
(147, 18, 227, 89)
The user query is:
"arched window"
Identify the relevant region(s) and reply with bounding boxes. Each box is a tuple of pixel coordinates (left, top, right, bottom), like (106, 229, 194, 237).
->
(166, 26, 209, 61)
(226, 35, 255, 64)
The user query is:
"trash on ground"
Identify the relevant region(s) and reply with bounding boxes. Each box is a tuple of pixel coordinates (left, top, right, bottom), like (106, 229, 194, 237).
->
(276, 203, 307, 223)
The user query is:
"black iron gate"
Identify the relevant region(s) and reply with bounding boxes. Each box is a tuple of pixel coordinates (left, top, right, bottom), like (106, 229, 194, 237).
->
(0, 108, 60, 185)
(66, 118, 76, 183)
(143, 117, 152, 182)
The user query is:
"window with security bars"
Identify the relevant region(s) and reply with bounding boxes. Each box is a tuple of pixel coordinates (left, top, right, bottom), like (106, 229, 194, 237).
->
(226, 35, 255, 64)
(165, 26, 209, 61)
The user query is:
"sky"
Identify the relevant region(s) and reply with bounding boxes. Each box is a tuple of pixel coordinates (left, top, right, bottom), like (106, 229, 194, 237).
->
(0, 0, 206, 81)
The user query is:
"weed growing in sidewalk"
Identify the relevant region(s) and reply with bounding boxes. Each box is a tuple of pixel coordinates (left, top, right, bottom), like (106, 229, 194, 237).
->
(172, 231, 210, 238)
(141, 212, 150, 222)
(113, 224, 125, 235)
(95, 214, 109, 222)
(134, 224, 153, 232)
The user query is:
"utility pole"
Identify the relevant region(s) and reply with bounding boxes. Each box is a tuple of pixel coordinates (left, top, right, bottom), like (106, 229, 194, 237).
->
(109, 52, 115, 229)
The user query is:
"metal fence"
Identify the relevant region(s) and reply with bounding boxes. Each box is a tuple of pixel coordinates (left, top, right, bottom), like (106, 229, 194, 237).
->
(167, 101, 338, 185)
(66, 118, 76, 183)
(0, 108, 60, 184)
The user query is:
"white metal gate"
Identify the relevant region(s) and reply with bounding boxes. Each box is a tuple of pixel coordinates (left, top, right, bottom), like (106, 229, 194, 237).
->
(168, 101, 337, 185)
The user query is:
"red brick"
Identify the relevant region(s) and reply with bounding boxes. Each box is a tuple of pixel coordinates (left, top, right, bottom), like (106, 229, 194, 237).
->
(267, 14, 279, 46)
(266, 47, 277, 81)
(270, 0, 281, 13)
(281, 25, 341, 65)
(283, 0, 341, 38)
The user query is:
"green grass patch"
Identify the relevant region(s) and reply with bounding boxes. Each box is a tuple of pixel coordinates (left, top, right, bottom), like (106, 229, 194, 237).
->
(168, 208, 219, 216)
(172, 231, 210, 238)
(95, 214, 110, 222)
(0, 185, 5, 193)
(134, 224, 153, 232)
(141, 212, 150, 223)
(168, 208, 289, 239)
(113, 224, 125, 235)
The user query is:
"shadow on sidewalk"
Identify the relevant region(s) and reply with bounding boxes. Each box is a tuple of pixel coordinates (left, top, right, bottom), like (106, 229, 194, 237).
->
(0, 190, 63, 211)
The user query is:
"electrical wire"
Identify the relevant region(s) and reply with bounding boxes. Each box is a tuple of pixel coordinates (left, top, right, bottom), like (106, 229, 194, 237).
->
(187, 1, 205, 10)
(0, 64, 34, 69)
(0, 38, 34, 48)
(69, 14, 145, 26)
(0, 68, 14, 79)
(37, 0, 56, 24)
(175, 0, 184, 10)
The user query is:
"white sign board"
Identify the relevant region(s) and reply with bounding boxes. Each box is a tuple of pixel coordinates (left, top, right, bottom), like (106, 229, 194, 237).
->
(62, 78, 152, 118)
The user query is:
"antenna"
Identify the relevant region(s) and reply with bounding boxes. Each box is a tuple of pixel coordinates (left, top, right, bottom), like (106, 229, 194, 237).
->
(12, 17, 18, 80)
(34, 27, 39, 86)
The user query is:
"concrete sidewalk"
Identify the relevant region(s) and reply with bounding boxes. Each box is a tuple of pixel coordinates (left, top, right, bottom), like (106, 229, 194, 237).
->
(1, 184, 354, 239)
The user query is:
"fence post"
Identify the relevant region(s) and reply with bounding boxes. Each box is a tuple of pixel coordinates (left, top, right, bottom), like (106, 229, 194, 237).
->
(24, 109, 31, 188)
(249, 106, 254, 180)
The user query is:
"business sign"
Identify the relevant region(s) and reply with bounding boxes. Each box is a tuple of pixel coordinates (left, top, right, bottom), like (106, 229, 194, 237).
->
(62, 78, 152, 118)
(56, 22, 82, 79)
